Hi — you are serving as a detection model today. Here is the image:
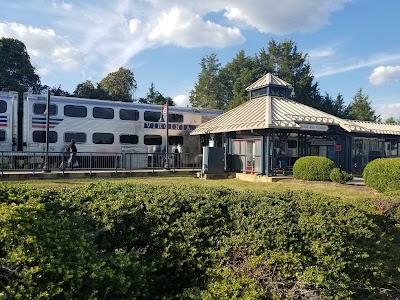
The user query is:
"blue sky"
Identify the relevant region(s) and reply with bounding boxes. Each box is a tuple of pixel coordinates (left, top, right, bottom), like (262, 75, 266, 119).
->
(1, 0, 400, 121)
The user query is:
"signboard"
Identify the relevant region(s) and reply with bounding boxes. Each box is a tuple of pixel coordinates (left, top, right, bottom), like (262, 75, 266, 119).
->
(299, 123, 329, 132)
(334, 144, 342, 151)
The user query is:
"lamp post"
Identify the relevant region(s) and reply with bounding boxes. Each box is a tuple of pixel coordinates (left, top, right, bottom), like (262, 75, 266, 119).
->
(42, 88, 51, 172)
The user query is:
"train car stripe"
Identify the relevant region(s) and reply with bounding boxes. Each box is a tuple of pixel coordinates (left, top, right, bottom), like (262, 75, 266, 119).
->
(31, 117, 63, 128)
(0, 115, 8, 127)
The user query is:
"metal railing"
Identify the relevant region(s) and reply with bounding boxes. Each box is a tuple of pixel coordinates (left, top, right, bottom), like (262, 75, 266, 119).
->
(0, 151, 201, 174)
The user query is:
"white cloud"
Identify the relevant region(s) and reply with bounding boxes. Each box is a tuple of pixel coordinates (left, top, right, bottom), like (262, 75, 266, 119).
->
(308, 44, 338, 58)
(315, 54, 400, 78)
(369, 66, 400, 86)
(148, 7, 244, 48)
(0, 22, 83, 74)
(173, 94, 190, 107)
(148, 0, 350, 34)
(376, 102, 400, 122)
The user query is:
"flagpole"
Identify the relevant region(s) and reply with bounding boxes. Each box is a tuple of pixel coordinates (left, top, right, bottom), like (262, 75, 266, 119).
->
(164, 100, 170, 169)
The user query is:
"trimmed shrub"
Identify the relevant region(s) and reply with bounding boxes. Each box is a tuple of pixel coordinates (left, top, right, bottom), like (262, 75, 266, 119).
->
(330, 168, 354, 184)
(293, 156, 336, 181)
(363, 158, 400, 192)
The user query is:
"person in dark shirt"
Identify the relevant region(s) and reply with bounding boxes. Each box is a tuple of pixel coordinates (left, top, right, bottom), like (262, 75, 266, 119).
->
(66, 139, 78, 169)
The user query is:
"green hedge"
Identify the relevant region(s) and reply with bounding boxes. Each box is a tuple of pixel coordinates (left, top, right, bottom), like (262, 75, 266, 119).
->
(363, 158, 400, 192)
(330, 167, 354, 184)
(293, 156, 336, 181)
(0, 182, 399, 299)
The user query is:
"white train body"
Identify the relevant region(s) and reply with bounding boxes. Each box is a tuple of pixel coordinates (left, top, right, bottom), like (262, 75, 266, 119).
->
(21, 93, 221, 155)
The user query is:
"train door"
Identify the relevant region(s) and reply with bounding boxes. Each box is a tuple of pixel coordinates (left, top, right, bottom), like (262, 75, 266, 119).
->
(0, 91, 18, 152)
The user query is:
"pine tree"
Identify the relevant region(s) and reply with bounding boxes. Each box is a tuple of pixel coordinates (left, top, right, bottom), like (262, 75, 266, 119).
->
(348, 88, 379, 121)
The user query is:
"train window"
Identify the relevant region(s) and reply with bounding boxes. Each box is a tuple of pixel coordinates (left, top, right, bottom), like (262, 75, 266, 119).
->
(93, 133, 114, 144)
(120, 109, 139, 121)
(0, 100, 7, 113)
(144, 135, 162, 145)
(120, 134, 138, 144)
(287, 140, 297, 148)
(168, 113, 183, 123)
(168, 136, 183, 145)
(0, 130, 5, 141)
(64, 105, 87, 117)
(93, 107, 114, 119)
(33, 103, 57, 116)
(65, 132, 86, 143)
(33, 131, 57, 143)
(144, 111, 161, 122)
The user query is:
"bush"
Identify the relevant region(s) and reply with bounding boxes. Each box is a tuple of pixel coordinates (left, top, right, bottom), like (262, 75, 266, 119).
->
(330, 168, 354, 184)
(293, 156, 336, 181)
(363, 158, 400, 192)
(1, 182, 400, 299)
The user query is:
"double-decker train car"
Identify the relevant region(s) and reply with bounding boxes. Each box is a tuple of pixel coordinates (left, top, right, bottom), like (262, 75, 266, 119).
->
(0, 91, 222, 169)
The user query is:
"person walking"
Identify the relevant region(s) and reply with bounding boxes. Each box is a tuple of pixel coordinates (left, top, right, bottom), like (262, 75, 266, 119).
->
(66, 139, 78, 169)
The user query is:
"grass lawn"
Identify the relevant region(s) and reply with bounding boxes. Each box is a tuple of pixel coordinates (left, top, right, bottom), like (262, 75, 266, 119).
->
(3, 175, 387, 202)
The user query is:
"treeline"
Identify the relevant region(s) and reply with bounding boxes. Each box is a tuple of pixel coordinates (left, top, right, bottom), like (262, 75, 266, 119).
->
(189, 39, 381, 121)
(0, 37, 389, 121)
(1, 182, 399, 299)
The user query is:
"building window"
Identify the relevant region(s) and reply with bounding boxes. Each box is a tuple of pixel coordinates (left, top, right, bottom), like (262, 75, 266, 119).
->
(64, 105, 87, 117)
(144, 111, 161, 122)
(120, 134, 138, 144)
(93, 107, 114, 119)
(33, 103, 57, 115)
(120, 109, 139, 121)
(33, 130, 58, 143)
(93, 133, 114, 144)
(0, 100, 7, 113)
(65, 132, 87, 143)
(168, 113, 183, 123)
(0, 130, 5, 141)
(144, 135, 162, 145)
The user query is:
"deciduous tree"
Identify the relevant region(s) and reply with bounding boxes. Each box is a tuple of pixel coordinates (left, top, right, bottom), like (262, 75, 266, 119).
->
(99, 67, 137, 102)
(0, 38, 41, 92)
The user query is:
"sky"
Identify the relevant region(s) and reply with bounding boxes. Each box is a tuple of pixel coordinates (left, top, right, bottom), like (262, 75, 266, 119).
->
(1, 0, 400, 121)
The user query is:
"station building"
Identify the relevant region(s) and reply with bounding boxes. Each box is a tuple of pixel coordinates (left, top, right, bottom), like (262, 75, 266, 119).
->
(191, 73, 400, 176)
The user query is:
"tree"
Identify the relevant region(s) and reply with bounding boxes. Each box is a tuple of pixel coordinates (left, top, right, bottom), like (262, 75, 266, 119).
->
(260, 39, 322, 108)
(189, 53, 223, 109)
(348, 88, 379, 121)
(385, 116, 399, 124)
(73, 80, 103, 99)
(99, 67, 137, 102)
(138, 82, 174, 106)
(218, 50, 259, 109)
(0, 38, 41, 92)
(41, 84, 71, 97)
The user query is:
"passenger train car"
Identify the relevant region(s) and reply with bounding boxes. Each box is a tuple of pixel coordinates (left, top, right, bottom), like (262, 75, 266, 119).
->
(0, 91, 222, 167)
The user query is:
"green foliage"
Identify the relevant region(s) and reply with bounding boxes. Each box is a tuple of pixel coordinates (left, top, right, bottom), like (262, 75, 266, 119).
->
(99, 67, 137, 102)
(0, 38, 41, 92)
(329, 168, 354, 184)
(189, 53, 224, 109)
(363, 158, 400, 192)
(293, 156, 336, 181)
(138, 82, 174, 106)
(1, 182, 400, 299)
(349, 88, 379, 121)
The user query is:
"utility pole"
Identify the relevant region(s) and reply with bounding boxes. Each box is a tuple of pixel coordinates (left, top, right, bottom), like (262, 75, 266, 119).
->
(164, 100, 170, 169)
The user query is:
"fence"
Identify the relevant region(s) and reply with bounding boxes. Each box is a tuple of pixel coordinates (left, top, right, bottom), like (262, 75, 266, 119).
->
(0, 151, 201, 174)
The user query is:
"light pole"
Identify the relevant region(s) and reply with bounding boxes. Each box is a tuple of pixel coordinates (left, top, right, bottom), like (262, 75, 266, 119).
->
(43, 88, 51, 172)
